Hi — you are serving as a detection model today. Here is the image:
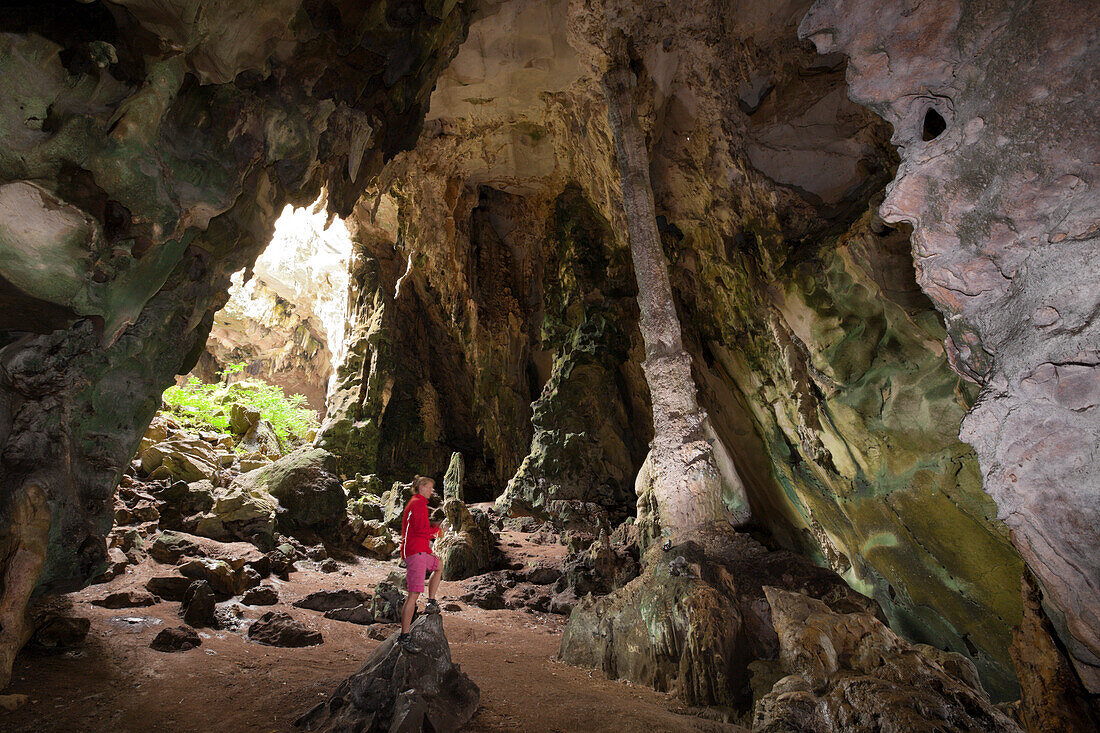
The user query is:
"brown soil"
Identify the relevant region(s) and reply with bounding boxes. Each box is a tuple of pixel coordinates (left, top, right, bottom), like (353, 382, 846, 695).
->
(3, 530, 745, 732)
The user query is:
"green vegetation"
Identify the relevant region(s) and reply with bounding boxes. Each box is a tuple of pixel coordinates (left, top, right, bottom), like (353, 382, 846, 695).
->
(162, 364, 318, 447)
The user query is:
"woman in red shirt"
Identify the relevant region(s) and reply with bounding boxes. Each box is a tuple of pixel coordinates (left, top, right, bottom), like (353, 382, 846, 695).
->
(398, 475, 442, 650)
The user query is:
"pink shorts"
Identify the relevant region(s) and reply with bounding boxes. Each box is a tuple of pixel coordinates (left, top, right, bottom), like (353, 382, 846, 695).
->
(405, 552, 439, 593)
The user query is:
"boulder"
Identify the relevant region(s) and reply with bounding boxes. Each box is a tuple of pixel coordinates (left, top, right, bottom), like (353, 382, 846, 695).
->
(141, 436, 221, 482)
(146, 575, 196, 602)
(148, 531, 267, 571)
(150, 626, 202, 653)
(178, 558, 258, 597)
(459, 576, 506, 611)
(193, 482, 279, 544)
(347, 495, 384, 521)
(150, 480, 216, 530)
(30, 615, 90, 650)
(343, 473, 384, 499)
(180, 580, 217, 629)
(296, 613, 479, 733)
(266, 548, 297, 579)
(241, 585, 280, 606)
(369, 581, 405, 623)
(91, 547, 132, 584)
(228, 403, 261, 434)
(240, 417, 283, 457)
(560, 526, 881, 709)
(751, 587, 1021, 732)
(342, 517, 396, 558)
(139, 417, 170, 452)
(293, 589, 370, 612)
(248, 611, 322, 647)
(92, 590, 156, 609)
(229, 448, 345, 533)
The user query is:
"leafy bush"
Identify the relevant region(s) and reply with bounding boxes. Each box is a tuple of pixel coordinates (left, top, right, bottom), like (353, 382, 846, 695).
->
(162, 365, 318, 447)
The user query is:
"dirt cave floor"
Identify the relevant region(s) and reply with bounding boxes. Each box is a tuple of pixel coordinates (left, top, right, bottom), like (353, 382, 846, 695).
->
(4, 530, 744, 732)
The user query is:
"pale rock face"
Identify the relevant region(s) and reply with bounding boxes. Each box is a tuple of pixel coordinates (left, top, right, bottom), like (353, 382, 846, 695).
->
(800, 0, 1100, 691)
(428, 0, 581, 123)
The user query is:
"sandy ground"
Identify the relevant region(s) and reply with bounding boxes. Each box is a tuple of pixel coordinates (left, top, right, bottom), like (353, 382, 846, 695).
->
(3, 531, 745, 732)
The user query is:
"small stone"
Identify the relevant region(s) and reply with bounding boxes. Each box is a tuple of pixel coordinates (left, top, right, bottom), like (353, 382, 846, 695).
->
(146, 575, 195, 601)
(92, 590, 157, 609)
(180, 580, 217, 629)
(248, 611, 322, 647)
(323, 605, 375, 625)
(150, 626, 201, 652)
(320, 558, 339, 573)
(241, 585, 279, 606)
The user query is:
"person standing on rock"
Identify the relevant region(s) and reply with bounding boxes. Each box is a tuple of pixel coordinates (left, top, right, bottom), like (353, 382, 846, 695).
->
(398, 475, 442, 651)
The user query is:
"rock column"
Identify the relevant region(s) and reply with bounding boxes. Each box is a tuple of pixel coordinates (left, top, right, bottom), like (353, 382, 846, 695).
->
(601, 53, 726, 545)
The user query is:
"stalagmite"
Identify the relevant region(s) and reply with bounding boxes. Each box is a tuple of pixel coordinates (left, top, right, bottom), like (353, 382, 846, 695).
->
(601, 48, 728, 545)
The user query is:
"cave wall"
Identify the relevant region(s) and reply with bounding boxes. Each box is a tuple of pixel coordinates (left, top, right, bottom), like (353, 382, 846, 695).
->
(800, 0, 1100, 693)
(0, 0, 471, 633)
(311, 0, 1033, 698)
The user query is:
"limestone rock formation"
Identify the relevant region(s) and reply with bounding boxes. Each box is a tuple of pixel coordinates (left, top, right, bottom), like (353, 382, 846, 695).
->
(0, 0, 471, 684)
(560, 525, 879, 709)
(305, 0, 1032, 699)
(752, 587, 1021, 732)
(799, 0, 1100, 692)
(296, 613, 479, 733)
(434, 498, 496, 580)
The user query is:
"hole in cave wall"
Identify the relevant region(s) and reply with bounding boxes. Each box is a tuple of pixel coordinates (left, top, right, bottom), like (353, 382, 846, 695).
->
(922, 107, 947, 141)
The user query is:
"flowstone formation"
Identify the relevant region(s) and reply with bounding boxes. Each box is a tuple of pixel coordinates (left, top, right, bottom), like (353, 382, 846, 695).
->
(800, 0, 1100, 693)
(0, 0, 471, 686)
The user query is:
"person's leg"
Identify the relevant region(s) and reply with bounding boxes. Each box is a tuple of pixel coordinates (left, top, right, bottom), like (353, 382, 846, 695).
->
(427, 556, 441, 601)
(401, 590, 419, 634)
(401, 552, 427, 635)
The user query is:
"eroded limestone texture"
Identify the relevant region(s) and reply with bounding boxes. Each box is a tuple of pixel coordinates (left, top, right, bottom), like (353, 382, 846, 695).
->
(800, 0, 1100, 691)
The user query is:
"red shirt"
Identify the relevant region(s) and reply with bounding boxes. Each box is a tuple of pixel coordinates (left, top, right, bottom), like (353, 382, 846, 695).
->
(401, 494, 440, 559)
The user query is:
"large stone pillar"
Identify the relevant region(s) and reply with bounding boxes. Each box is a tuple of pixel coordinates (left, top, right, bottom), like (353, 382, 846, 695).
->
(601, 53, 729, 544)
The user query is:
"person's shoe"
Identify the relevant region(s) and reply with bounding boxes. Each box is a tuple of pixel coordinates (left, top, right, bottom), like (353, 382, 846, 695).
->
(397, 633, 418, 653)
(425, 598, 440, 614)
